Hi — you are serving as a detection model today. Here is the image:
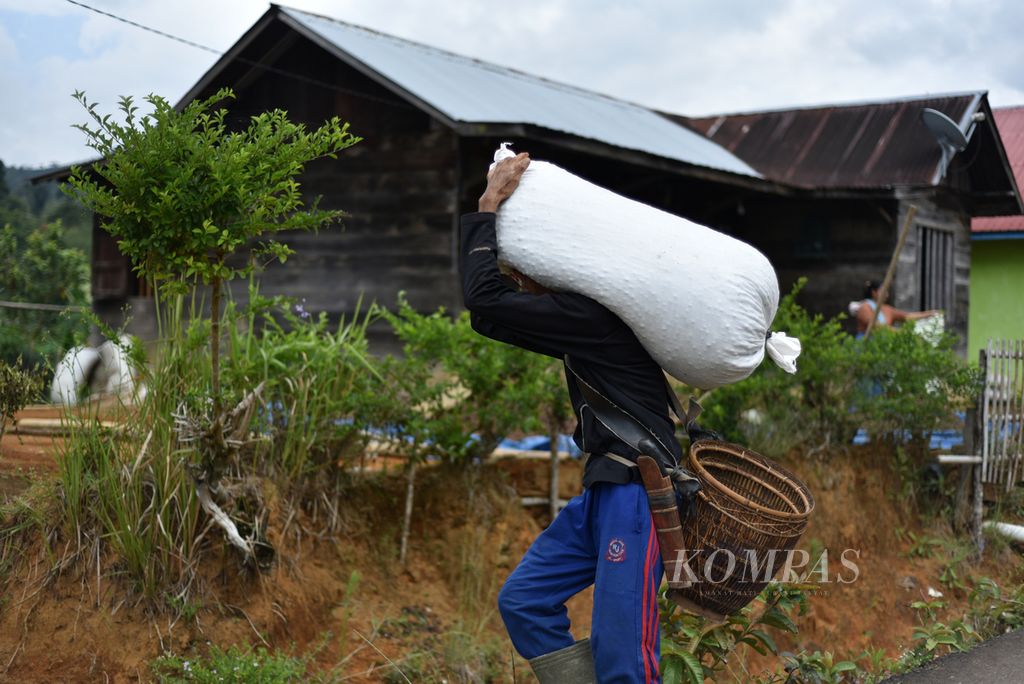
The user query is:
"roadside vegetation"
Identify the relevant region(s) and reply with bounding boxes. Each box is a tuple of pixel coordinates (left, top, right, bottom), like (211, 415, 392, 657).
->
(696, 278, 981, 458)
(0, 158, 91, 371)
(0, 91, 1014, 683)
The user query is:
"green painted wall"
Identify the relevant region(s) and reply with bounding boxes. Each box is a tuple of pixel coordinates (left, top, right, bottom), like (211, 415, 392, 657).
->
(968, 239, 1024, 362)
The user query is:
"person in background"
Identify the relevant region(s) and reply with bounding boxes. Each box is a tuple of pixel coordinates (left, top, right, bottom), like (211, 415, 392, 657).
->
(855, 279, 939, 338)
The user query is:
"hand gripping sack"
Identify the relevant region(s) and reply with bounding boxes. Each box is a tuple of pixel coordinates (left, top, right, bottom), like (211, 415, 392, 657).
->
(491, 144, 800, 389)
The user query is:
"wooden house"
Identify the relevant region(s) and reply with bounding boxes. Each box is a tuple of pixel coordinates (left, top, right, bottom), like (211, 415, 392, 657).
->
(39, 5, 1022, 353)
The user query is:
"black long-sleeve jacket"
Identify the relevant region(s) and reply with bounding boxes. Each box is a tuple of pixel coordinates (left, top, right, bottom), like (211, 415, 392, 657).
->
(460, 212, 683, 488)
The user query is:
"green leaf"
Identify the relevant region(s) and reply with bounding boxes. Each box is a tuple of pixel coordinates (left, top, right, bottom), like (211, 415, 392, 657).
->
(661, 656, 683, 684)
(678, 651, 704, 684)
(748, 628, 779, 655)
(738, 635, 768, 656)
(760, 607, 798, 634)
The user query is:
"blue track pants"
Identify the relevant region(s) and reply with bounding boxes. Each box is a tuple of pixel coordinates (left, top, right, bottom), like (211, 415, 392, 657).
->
(498, 482, 662, 683)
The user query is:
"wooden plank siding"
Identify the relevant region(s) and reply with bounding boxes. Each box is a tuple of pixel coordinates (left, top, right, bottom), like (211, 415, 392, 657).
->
(244, 128, 459, 320)
(893, 196, 971, 351)
(699, 194, 898, 329)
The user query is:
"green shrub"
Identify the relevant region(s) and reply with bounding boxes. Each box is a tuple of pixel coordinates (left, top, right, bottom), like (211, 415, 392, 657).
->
(354, 293, 565, 464)
(0, 359, 41, 442)
(856, 325, 980, 439)
(152, 645, 310, 683)
(222, 288, 378, 486)
(698, 278, 980, 454)
(349, 294, 569, 565)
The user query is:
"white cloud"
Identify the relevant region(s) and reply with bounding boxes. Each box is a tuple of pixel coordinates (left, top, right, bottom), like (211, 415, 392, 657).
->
(3, 0, 1024, 166)
(0, 22, 16, 61)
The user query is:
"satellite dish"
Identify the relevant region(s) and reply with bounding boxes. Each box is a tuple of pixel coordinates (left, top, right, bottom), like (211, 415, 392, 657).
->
(921, 108, 971, 180)
(921, 108, 968, 151)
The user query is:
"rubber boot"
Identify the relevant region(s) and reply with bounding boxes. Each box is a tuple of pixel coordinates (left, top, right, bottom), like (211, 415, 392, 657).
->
(528, 638, 597, 684)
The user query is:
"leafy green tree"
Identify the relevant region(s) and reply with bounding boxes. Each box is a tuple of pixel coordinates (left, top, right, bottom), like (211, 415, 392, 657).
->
(63, 88, 360, 469)
(1, 159, 91, 253)
(0, 169, 33, 234)
(0, 158, 90, 369)
(0, 221, 89, 367)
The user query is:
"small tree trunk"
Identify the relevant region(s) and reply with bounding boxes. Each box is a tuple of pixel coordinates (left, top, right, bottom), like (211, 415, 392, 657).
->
(549, 425, 560, 524)
(208, 274, 229, 467)
(400, 459, 417, 567)
(210, 275, 222, 421)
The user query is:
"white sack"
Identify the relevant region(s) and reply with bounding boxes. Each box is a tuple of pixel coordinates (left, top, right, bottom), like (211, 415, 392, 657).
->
(491, 144, 796, 389)
(96, 336, 138, 398)
(50, 346, 101, 405)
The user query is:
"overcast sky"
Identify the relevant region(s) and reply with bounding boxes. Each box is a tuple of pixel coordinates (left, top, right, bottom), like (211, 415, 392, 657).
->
(2, 0, 1023, 168)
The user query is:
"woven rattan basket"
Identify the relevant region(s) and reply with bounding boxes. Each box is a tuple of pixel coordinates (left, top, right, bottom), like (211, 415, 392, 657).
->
(672, 440, 814, 621)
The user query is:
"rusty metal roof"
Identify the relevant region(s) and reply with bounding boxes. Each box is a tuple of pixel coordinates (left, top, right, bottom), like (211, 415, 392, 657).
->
(679, 93, 985, 189)
(973, 107, 1024, 233)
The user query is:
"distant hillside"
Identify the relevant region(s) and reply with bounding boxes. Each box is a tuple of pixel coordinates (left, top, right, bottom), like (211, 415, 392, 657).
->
(1, 160, 91, 254)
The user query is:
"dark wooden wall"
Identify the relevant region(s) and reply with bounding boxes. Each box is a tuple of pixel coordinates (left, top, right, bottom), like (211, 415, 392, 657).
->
(224, 33, 458, 328)
(718, 194, 899, 331)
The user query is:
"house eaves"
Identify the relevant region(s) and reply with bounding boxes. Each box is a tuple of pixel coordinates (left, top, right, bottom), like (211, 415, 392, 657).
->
(675, 92, 1023, 216)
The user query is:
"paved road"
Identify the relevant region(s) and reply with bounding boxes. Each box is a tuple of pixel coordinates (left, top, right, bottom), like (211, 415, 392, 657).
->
(883, 628, 1024, 683)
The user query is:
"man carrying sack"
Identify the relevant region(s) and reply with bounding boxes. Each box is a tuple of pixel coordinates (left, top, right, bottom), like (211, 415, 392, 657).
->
(461, 152, 704, 683)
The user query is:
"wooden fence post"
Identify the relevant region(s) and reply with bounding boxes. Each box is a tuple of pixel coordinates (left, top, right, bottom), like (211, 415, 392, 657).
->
(972, 348, 988, 558)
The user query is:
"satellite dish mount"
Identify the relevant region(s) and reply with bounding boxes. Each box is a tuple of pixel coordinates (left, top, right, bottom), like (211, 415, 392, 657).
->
(921, 108, 972, 180)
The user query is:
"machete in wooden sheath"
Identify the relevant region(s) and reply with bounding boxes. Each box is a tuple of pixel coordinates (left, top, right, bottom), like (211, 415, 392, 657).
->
(635, 455, 694, 590)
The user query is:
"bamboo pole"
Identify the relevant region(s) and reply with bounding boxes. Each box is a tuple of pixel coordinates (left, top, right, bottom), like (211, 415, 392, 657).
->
(865, 204, 918, 339)
(0, 299, 89, 312)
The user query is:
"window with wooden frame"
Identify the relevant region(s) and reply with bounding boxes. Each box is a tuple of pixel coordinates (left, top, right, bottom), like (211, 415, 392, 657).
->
(917, 224, 954, 312)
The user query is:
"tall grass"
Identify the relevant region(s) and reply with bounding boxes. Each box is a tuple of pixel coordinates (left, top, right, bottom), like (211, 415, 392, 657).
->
(56, 300, 205, 597)
(52, 285, 378, 603)
(223, 291, 379, 487)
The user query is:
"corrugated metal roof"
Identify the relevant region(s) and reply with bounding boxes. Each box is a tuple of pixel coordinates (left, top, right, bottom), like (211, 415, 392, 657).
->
(277, 6, 758, 178)
(679, 93, 985, 189)
(973, 106, 1024, 233)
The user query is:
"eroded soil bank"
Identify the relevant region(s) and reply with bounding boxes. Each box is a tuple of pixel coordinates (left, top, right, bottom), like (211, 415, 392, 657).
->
(1, 440, 1020, 682)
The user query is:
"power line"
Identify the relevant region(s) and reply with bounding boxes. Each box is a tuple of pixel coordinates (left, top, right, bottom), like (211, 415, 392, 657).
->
(65, 0, 220, 54)
(62, 0, 416, 111)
